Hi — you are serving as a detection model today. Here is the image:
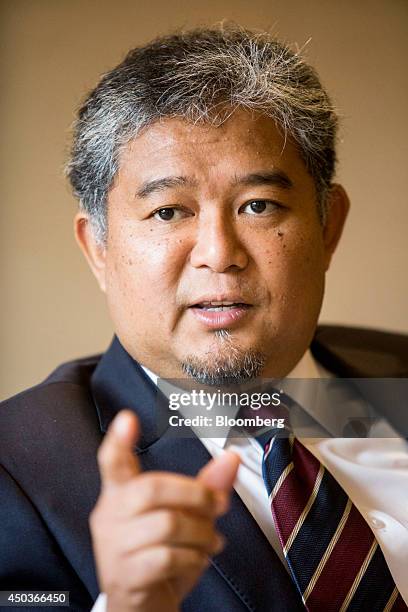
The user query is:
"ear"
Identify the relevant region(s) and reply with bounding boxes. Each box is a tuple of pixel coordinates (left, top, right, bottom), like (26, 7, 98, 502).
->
(74, 212, 107, 292)
(322, 184, 350, 271)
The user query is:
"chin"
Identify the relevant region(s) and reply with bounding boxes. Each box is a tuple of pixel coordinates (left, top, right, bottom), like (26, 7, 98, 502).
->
(180, 329, 266, 386)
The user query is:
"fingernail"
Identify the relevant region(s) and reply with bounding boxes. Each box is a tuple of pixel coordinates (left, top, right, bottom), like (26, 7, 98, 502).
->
(113, 412, 130, 437)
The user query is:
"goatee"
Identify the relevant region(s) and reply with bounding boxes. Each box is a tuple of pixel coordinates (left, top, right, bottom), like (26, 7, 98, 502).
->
(181, 329, 266, 386)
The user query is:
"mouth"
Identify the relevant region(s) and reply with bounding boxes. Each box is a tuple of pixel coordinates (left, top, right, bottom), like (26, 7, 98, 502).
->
(192, 300, 250, 311)
(188, 298, 253, 329)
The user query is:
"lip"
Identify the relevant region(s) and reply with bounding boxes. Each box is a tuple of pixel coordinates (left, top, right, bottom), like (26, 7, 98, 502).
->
(188, 295, 253, 330)
(190, 304, 251, 329)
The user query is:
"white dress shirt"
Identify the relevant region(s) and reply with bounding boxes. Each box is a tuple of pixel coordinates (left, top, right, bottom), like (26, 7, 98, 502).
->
(92, 350, 408, 610)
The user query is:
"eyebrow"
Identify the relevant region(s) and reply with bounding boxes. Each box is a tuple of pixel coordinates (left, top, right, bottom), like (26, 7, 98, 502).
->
(136, 175, 198, 198)
(233, 170, 293, 190)
(136, 169, 293, 199)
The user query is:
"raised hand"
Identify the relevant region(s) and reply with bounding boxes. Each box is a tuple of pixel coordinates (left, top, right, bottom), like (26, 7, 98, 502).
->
(90, 410, 240, 612)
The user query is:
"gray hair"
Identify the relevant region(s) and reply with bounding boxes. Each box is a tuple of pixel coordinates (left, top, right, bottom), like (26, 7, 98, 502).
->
(66, 24, 338, 242)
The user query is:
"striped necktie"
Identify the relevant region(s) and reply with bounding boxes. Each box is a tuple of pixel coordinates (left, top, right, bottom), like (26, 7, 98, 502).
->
(258, 431, 407, 611)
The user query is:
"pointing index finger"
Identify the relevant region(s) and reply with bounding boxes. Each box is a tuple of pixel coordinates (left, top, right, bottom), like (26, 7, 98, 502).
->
(97, 410, 141, 488)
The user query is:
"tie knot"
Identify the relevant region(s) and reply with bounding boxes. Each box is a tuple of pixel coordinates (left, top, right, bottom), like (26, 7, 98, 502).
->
(235, 390, 294, 446)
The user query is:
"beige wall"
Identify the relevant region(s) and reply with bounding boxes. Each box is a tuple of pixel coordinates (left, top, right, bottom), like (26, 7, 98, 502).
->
(1, 0, 407, 400)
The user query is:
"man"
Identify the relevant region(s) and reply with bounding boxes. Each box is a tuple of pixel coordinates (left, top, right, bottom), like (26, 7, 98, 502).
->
(0, 24, 407, 612)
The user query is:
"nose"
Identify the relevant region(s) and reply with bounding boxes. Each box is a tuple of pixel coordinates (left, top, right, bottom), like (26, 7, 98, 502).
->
(189, 212, 249, 273)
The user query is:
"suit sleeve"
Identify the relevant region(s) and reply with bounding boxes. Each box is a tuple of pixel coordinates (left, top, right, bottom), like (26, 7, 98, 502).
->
(0, 463, 94, 611)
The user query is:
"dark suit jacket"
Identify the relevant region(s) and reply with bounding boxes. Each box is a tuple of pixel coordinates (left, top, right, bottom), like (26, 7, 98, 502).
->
(0, 326, 407, 611)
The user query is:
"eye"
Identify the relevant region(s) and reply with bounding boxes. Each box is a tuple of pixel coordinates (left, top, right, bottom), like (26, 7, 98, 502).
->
(240, 200, 282, 215)
(152, 207, 191, 222)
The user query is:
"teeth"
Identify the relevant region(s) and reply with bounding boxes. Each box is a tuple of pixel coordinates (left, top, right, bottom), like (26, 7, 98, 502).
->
(202, 301, 235, 306)
(205, 305, 237, 311)
(193, 300, 248, 310)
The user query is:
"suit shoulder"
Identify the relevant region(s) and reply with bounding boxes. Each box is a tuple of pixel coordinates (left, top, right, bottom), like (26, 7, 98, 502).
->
(0, 353, 103, 461)
(1, 352, 101, 409)
(313, 325, 408, 377)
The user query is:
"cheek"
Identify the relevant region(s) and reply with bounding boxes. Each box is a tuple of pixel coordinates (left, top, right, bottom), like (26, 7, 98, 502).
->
(262, 228, 326, 306)
(104, 228, 187, 315)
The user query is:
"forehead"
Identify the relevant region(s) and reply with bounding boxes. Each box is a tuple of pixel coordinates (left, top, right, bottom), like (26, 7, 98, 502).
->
(138, 109, 282, 145)
(116, 109, 311, 190)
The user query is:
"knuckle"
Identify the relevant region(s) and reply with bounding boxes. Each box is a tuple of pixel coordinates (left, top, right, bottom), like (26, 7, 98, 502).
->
(103, 576, 133, 598)
(190, 549, 205, 566)
(161, 511, 180, 538)
(129, 590, 150, 608)
(157, 546, 174, 570)
(129, 555, 142, 579)
(200, 519, 214, 541)
(138, 474, 161, 506)
(197, 486, 215, 512)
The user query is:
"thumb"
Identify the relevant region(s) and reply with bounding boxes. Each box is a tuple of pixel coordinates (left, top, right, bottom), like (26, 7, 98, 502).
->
(97, 409, 141, 488)
(198, 451, 240, 493)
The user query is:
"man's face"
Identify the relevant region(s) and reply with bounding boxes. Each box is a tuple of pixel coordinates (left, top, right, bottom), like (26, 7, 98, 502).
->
(89, 110, 345, 381)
